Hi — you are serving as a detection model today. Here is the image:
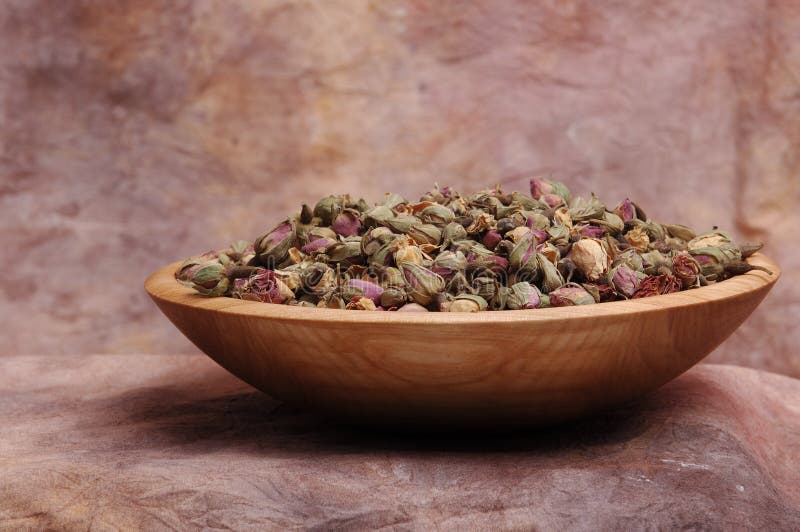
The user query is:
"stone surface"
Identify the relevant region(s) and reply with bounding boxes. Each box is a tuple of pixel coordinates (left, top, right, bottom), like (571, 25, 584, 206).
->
(1, 354, 799, 530)
(0, 1, 798, 376)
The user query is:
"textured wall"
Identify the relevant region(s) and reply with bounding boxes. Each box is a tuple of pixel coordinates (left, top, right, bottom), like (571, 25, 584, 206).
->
(1, 1, 798, 375)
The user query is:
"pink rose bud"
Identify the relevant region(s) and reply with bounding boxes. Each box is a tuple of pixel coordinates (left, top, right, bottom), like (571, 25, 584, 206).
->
(529, 228, 548, 243)
(507, 282, 542, 310)
(549, 285, 596, 307)
(482, 230, 502, 250)
(331, 209, 362, 237)
(609, 264, 642, 298)
(530, 177, 571, 203)
(614, 198, 636, 223)
(301, 237, 336, 254)
(232, 269, 292, 304)
(396, 303, 429, 312)
(579, 225, 606, 239)
(345, 279, 384, 304)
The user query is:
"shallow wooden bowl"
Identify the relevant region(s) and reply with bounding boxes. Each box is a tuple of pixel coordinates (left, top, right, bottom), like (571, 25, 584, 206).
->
(145, 254, 779, 428)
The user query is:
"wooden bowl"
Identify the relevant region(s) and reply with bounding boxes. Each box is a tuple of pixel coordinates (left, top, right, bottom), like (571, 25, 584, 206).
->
(145, 254, 779, 428)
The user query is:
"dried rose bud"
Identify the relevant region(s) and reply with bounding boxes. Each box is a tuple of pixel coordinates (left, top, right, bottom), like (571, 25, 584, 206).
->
(468, 254, 509, 278)
(441, 222, 468, 248)
(226, 240, 252, 261)
(382, 192, 407, 209)
(614, 198, 637, 222)
(406, 223, 442, 248)
(505, 226, 532, 244)
(186, 262, 230, 297)
(596, 211, 624, 235)
(509, 232, 539, 275)
(254, 219, 296, 268)
(380, 287, 407, 308)
(394, 244, 424, 266)
(582, 282, 617, 303)
(625, 227, 650, 252)
(507, 282, 542, 310)
(368, 241, 396, 267)
(345, 296, 377, 311)
(614, 248, 644, 272)
(471, 276, 497, 300)
(232, 269, 292, 303)
(344, 279, 384, 304)
(446, 272, 471, 295)
(301, 263, 337, 295)
(301, 237, 336, 254)
(664, 224, 696, 242)
(375, 265, 405, 288)
(639, 250, 671, 276)
(568, 194, 606, 222)
(489, 285, 512, 310)
(495, 217, 518, 234)
(396, 303, 429, 312)
(431, 250, 467, 280)
(175, 256, 212, 284)
(688, 230, 733, 251)
(400, 262, 445, 306)
(553, 206, 572, 227)
(361, 226, 397, 256)
(672, 252, 701, 289)
(327, 240, 364, 267)
(331, 209, 362, 237)
(525, 212, 551, 231)
(384, 215, 421, 234)
(570, 238, 611, 282)
(537, 253, 565, 293)
(418, 204, 455, 226)
(317, 290, 346, 309)
(578, 225, 605, 239)
(549, 285, 595, 307)
(363, 205, 395, 226)
(530, 177, 571, 203)
(466, 212, 495, 234)
(273, 269, 302, 292)
(313, 195, 345, 225)
(448, 294, 488, 313)
(482, 230, 503, 250)
(689, 244, 741, 280)
(608, 264, 644, 298)
(632, 274, 682, 298)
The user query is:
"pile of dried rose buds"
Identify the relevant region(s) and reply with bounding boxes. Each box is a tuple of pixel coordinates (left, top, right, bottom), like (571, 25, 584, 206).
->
(175, 179, 769, 312)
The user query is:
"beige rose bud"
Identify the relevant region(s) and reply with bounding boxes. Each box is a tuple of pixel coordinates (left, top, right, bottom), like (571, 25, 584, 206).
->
(394, 244, 424, 265)
(345, 296, 377, 311)
(625, 227, 650, 252)
(506, 226, 532, 243)
(571, 238, 611, 282)
(688, 230, 732, 251)
(553, 207, 573, 228)
(448, 294, 488, 313)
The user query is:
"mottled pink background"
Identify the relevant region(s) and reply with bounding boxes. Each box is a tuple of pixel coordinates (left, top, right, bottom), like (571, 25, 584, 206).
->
(1, 1, 798, 376)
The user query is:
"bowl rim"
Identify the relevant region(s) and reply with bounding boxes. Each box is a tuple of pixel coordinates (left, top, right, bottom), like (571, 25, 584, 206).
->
(145, 253, 780, 325)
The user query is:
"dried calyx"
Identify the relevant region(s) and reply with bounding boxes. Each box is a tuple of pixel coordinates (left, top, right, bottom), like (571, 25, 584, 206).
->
(176, 180, 771, 311)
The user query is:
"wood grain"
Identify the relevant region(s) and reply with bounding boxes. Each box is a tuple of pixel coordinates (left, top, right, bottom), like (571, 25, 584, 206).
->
(145, 254, 780, 428)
